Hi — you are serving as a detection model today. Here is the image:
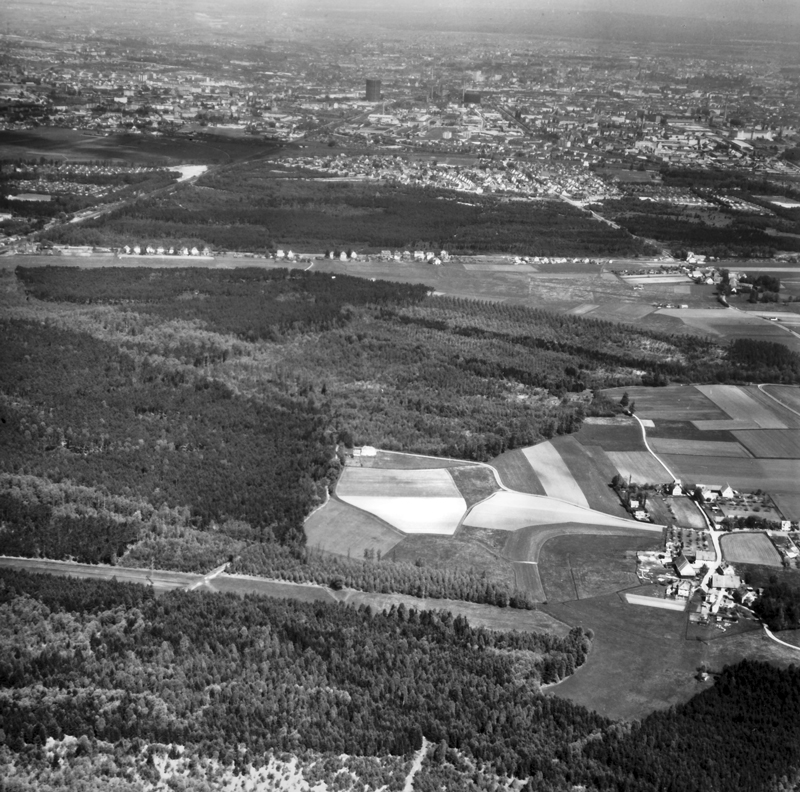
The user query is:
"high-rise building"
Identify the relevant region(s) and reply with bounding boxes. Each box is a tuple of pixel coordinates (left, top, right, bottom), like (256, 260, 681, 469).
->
(366, 78, 381, 102)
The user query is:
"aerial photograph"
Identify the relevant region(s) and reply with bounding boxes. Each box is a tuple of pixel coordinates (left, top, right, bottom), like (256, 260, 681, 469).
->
(2, 0, 800, 789)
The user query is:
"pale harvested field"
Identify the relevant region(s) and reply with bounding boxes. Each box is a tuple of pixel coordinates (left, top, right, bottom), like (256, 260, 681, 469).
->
(336, 467, 461, 498)
(666, 496, 707, 530)
(602, 385, 726, 421)
(569, 303, 599, 315)
(695, 385, 787, 429)
(661, 456, 799, 495)
(304, 498, 404, 558)
(336, 495, 466, 535)
(691, 419, 764, 431)
(521, 442, 590, 508)
(733, 430, 800, 459)
(462, 491, 656, 532)
(625, 593, 686, 611)
(606, 451, 672, 485)
(721, 532, 782, 567)
(649, 438, 752, 458)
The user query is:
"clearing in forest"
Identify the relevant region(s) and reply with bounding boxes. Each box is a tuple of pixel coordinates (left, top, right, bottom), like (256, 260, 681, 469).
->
(720, 532, 783, 567)
(520, 441, 590, 508)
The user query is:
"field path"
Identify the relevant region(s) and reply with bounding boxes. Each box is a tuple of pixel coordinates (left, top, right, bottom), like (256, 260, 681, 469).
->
(631, 413, 677, 482)
(764, 625, 800, 653)
(402, 738, 429, 792)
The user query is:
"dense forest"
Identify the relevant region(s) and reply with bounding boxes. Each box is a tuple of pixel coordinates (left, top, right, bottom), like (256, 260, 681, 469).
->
(2, 570, 800, 792)
(746, 571, 800, 631)
(38, 164, 649, 256)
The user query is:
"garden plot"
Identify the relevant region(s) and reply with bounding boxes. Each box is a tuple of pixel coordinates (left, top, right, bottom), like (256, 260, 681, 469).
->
(605, 451, 672, 485)
(520, 442, 590, 507)
(336, 467, 466, 535)
(695, 385, 787, 430)
(462, 491, 655, 532)
(721, 532, 782, 567)
(666, 496, 707, 530)
(649, 438, 752, 458)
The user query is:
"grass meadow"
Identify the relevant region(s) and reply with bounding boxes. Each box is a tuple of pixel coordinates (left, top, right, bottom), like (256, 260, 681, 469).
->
(720, 532, 783, 567)
(304, 498, 404, 558)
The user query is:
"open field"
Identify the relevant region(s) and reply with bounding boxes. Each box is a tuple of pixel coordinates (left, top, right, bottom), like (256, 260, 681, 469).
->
(649, 438, 752, 457)
(371, 450, 475, 470)
(667, 496, 708, 530)
(761, 385, 800, 415)
(304, 498, 404, 558)
(521, 441, 590, 507)
(463, 492, 656, 532)
(0, 128, 276, 164)
(602, 385, 726, 421)
(549, 435, 630, 517)
(544, 590, 799, 720)
(648, 420, 738, 444)
(489, 449, 547, 495)
(695, 385, 788, 429)
(572, 418, 646, 451)
(336, 467, 461, 498)
(745, 386, 800, 429)
(721, 532, 783, 567)
(211, 575, 340, 603)
(656, 308, 800, 353)
(447, 465, 501, 508)
(661, 456, 799, 495)
(384, 534, 516, 589)
(336, 496, 466, 535)
(732, 429, 800, 459)
(773, 493, 800, 522)
(606, 450, 672, 485)
(511, 562, 546, 602)
(538, 534, 660, 603)
(503, 521, 662, 565)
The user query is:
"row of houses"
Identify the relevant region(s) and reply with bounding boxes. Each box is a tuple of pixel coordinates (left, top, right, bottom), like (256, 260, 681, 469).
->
(120, 245, 212, 256)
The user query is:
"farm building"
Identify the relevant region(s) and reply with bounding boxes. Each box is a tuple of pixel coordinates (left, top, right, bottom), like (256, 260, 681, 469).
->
(675, 554, 695, 578)
(712, 572, 742, 589)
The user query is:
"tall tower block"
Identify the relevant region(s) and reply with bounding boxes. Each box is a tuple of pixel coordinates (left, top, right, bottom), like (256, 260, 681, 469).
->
(366, 78, 381, 102)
